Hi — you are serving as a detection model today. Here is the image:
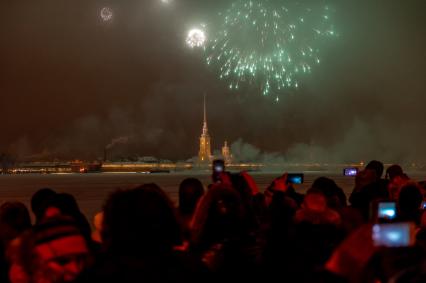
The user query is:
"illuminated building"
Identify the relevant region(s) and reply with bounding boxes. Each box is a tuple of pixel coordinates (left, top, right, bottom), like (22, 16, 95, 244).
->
(222, 141, 232, 164)
(198, 95, 212, 163)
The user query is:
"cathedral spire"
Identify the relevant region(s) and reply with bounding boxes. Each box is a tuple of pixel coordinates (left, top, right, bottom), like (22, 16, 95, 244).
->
(202, 94, 208, 135)
(204, 93, 206, 125)
(199, 94, 211, 163)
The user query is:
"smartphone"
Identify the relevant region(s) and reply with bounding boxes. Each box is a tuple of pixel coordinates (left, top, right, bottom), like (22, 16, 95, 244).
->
(287, 173, 304, 184)
(212, 159, 225, 183)
(343, 168, 358, 177)
(377, 201, 397, 221)
(372, 223, 415, 247)
(420, 200, 426, 210)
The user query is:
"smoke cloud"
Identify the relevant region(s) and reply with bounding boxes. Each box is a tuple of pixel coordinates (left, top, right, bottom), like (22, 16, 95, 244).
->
(105, 136, 131, 150)
(1, 1, 425, 165)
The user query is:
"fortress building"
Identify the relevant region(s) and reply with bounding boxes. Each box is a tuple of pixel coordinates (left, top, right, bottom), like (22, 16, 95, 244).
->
(197, 96, 233, 164)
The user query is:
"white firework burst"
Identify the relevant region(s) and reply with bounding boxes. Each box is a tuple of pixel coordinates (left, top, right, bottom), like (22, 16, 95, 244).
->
(186, 28, 207, 48)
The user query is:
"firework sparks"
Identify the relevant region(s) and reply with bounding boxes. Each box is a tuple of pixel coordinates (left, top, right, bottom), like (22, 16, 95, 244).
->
(186, 28, 207, 48)
(100, 7, 114, 22)
(206, 0, 336, 99)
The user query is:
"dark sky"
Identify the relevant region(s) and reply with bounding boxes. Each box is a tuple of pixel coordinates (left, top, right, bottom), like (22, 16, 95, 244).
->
(1, 0, 426, 163)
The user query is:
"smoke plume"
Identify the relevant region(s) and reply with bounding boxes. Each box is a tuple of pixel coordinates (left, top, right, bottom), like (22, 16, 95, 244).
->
(105, 136, 131, 150)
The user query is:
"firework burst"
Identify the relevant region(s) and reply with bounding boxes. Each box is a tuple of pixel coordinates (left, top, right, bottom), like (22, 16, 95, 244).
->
(100, 7, 114, 22)
(206, 0, 336, 99)
(186, 28, 207, 48)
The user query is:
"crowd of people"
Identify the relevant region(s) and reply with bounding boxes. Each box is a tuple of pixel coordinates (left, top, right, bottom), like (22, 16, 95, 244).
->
(1, 160, 426, 283)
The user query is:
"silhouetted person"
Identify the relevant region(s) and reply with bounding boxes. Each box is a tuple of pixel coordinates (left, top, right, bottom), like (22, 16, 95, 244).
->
(312, 177, 347, 209)
(262, 175, 299, 280)
(0, 202, 31, 245)
(265, 187, 344, 282)
(361, 247, 426, 283)
(398, 183, 423, 224)
(350, 167, 389, 221)
(41, 193, 92, 242)
(229, 172, 261, 233)
(265, 174, 304, 207)
(30, 188, 56, 223)
(388, 176, 411, 202)
(365, 160, 385, 180)
(179, 178, 204, 216)
(294, 189, 341, 225)
(83, 184, 205, 283)
(178, 178, 204, 241)
(0, 202, 31, 283)
(312, 177, 364, 233)
(391, 260, 426, 283)
(385, 164, 404, 180)
(190, 184, 260, 280)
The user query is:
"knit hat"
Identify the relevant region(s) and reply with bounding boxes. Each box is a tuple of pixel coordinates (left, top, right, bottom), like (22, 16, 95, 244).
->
(32, 217, 83, 245)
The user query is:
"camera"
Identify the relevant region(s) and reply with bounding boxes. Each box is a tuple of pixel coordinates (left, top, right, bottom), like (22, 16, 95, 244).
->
(377, 201, 397, 221)
(372, 223, 415, 247)
(212, 159, 225, 183)
(343, 168, 358, 177)
(286, 173, 304, 184)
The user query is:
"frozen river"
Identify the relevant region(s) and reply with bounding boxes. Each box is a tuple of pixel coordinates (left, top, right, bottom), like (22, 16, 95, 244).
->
(1, 171, 425, 224)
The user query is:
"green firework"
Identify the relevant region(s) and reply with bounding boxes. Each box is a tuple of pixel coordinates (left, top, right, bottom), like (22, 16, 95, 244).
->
(206, 0, 336, 100)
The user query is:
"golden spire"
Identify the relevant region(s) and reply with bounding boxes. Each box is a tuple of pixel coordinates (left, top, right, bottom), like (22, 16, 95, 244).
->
(199, 94, 211, 162)
(202, 93, 208, 135)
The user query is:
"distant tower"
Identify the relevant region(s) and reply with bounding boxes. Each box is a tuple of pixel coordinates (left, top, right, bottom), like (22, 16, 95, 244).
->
(222, 141, 232, 164)
(198, 95, 212, 163)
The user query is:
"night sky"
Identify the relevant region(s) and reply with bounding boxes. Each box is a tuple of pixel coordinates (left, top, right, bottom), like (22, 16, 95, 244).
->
(1, 0, 426, 163)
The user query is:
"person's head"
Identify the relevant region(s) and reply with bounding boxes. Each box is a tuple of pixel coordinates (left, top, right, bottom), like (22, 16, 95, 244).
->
(312, 177, 347, 209)
(366, 160, 384, 180)
(102, 184, 181, 256)
(398, 183, 423, 217)
(295, 189, 341, 225)
(12, 217, 91, 283)
(0, 202, 31, 246)
(355, 169, 377, 191)
(31, 188, 56, 222)
(230, 173, 253, 202)
(43, 193, 80, 217)
(40, 193, 92, 242)
(302, 190, 328, 212)
(191, 184, 247, 248)
(178, 178, 204, 216)
(386, 165, 404, 180)
(388, 174, 410, 201)
(35, 192, 81, 223)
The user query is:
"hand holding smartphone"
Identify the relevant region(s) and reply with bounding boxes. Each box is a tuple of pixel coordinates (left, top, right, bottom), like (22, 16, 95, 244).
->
(372, 223, 415, 247)
(377, 201, 397, 222)
(271, 173, 304, 193)
(212, 159, 225, 183)
(286, 173, 304, 184)
(273, 173, 288, 192)
(343, 168, 358, 177)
